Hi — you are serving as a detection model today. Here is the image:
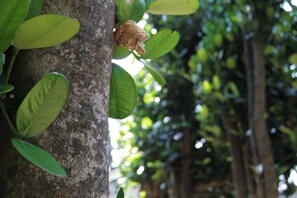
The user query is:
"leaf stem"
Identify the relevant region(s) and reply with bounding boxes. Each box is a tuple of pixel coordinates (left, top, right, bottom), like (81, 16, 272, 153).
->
(1, 107, 21, 138)
(5, 48, 20, 84)
(132, 52, 147, 65)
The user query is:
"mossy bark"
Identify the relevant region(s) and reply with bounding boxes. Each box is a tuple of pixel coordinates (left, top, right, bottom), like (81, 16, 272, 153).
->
(0, 0, 114, 197)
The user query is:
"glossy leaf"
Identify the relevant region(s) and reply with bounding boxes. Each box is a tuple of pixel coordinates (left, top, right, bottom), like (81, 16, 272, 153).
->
(113, 45, 132, 59)
(109, 64, 137, 119)
(0, 0, 31, 53)
(144, 64, 166, 86)
(142, 29, 180, 59)
(14, 14, 80, 49)
(116, 187, 124, 198)
(148, 0, 199, 15)
(16, 72, 69, 137)
(11, 138, 67, 177)
(25, 0, 44, 21)
(116, 0, 146, 23)
(0, 84, 14, 94)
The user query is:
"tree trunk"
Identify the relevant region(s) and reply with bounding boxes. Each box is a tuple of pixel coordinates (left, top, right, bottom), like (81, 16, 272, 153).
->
(243, 33, 265, 198)
(221, 114, 248, 198)
(252, 35, 278, 198)
(243, 32, 278, 198)
(180, 128, 192, 198)
(0, 0, 114, 197)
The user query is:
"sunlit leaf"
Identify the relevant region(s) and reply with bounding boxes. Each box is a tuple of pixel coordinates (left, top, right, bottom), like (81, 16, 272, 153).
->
(0, 0, 31, 53)
(113, 45, 131, 60)
(142, 29, 180, 59)
(148, 0, 199, 15)
(109, 64, 137, 119)
(116, 0, 146, 23)
(16, 72, 69, 137)
(116, 187, 124, 198)
(14, 14, 80, 49)
(144, 64, 166, 85)
(141, 116, 153, 129)
(11, 138, 67, 177)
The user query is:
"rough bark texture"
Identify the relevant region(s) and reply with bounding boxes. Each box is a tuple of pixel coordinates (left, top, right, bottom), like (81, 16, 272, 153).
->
(0, 0, 114, 197)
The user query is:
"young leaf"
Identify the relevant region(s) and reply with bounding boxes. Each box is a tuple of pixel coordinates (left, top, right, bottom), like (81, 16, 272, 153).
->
(0, 0, 31, 53)
(116, 0, 146, 23)
(11, 138, 67, 177)
(148, 0, 199, 15)
(113, 45, 132, 60)
(144, 64, 166, 86)
(16, 72, 69, 137)
(142, 29, 180, 59)
(116, 187, 125, 198)
(0, 84, 14, 94)
(13, 14, 80, 49)
(109, 64, 137, 119)
(25, 0, 45, 21)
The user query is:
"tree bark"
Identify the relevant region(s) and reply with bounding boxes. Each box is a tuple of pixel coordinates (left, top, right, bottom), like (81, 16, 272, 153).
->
(221, 114, 248, 198)
(252, 35, 278, 198)
(0, 0, 114, 197)
(243, 33, 265, 198)
(180, 128, 192, 198)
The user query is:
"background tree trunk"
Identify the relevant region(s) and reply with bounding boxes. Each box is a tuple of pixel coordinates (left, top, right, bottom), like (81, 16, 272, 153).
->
(221, 114, 248, 198)
(0, 0, 114, 197)
(252, 35, 278, 198)
(243, 34, 265, 198)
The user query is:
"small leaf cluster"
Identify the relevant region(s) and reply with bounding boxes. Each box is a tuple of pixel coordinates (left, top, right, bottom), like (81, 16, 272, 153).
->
(110, 0, 199, 120)
(0, 0, 80, 176)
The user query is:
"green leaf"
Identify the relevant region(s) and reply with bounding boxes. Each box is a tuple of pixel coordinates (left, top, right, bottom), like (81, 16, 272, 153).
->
(113, 45, 132, 60)
(13, 14, 80, 49)
(11, 138, 67, 177)
(116, 187, 124, 198)
(144, 64, 166, 85)
(0, 84, 14, 94)
(0, 54, 4, 75)
(224, 82, 240, 97)
(145, 0, 154, 6)
(25, 0, 44, 21)
(116, 0, 146, 23)
(109, 64, 137, 119)
(16, 72, 69, 137)
(0, 0, 31, 53)
(142, 29, 180, 59)
(148, 0, 199, 15)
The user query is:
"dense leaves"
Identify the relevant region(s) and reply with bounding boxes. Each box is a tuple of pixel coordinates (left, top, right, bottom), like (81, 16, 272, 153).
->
(116, 0, 297, 197)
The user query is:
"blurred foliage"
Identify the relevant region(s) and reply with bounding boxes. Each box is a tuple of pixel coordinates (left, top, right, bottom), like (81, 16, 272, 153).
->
(116, 0, 297, 197)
